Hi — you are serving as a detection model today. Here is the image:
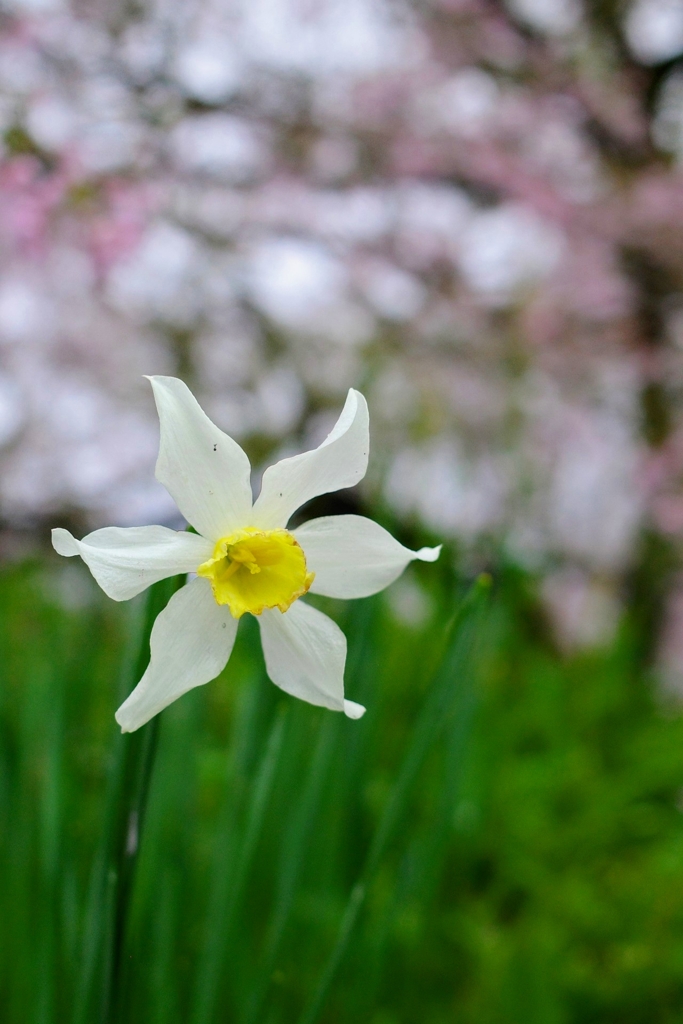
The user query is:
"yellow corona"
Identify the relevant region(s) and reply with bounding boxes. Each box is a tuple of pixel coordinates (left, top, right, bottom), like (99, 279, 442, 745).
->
(197, 527, 315, 619)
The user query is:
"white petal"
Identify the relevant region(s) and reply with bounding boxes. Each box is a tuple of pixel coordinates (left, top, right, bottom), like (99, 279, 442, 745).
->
(293, 515, 442, 599)
(115, 577, 238, 732)
(51, 525, 213, 601)
(259, 599, 364, 716)
(149, 375, 253, 541)
(343, 700, 366, 719)
(251, 389, 369, 530)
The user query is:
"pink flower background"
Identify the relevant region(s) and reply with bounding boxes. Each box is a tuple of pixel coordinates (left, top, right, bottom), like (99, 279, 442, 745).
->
(2, 0, 683, 662)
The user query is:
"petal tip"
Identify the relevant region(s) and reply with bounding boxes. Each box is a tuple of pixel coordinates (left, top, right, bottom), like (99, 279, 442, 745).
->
(51, 527, 79, 557)
(146, 373, 175, 394)
(347, 388, 368, 418)
(343, 699, 366, 720)
(147, 374, 187, 396)
(115, 705, 136, 733)
(415, 544, 442, 563)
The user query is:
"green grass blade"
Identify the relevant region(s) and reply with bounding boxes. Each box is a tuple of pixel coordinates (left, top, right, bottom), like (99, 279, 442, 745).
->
(359, 622, 485, 1012)
(36, 664, 65, 1024)
(72, 574, 184, 1024)
(242, 713, 339, 1024)
(296, 575, 491, 1024)
(192, 704, 287, 1024)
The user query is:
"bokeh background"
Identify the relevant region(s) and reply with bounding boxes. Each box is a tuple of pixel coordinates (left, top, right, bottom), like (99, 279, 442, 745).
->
(7, 0, 683, 1021)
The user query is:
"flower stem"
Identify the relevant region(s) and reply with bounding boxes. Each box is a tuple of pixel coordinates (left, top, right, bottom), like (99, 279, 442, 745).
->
(102, 717, 161, 1022)
(73, 574, 185, 1024)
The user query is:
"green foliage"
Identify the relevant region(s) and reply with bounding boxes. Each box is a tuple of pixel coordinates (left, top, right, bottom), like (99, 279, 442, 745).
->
(2, 554, 683, 1023)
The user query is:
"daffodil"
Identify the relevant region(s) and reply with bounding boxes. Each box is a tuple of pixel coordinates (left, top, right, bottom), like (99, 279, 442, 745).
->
(52, 377, 441, 732)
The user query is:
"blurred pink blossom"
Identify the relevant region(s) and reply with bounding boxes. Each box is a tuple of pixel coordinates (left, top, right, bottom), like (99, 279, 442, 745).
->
(1, 0, 683, 676)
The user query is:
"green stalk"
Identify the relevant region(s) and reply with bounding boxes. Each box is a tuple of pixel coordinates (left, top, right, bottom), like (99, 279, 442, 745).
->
(296, 575, 491, 1024)
(73, 574, 185, 1024)
(192, 703, 287, 1024)
(243, 598, 379, 1024)
(242, 714, 338, 1024)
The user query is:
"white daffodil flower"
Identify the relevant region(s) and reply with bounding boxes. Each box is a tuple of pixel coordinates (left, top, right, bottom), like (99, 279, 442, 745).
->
(52, 377, 441, 732)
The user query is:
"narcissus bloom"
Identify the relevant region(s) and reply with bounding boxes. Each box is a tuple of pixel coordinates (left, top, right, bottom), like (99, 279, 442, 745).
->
(52, 377, 441, 732)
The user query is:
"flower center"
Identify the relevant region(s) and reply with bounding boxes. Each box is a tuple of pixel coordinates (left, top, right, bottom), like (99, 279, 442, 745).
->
(197, 527, 314, 619)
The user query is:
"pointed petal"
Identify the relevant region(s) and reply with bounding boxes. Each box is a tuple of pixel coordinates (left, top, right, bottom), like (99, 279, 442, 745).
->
(251, 389, 369, 530)
(51, 525, 213, 601)
(149, 375, 253, 541)
(343, 700, 366, 719)
(293, 515, 442, 599)
(259, 600, 363, 716)
(115, 577, 238, 732)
